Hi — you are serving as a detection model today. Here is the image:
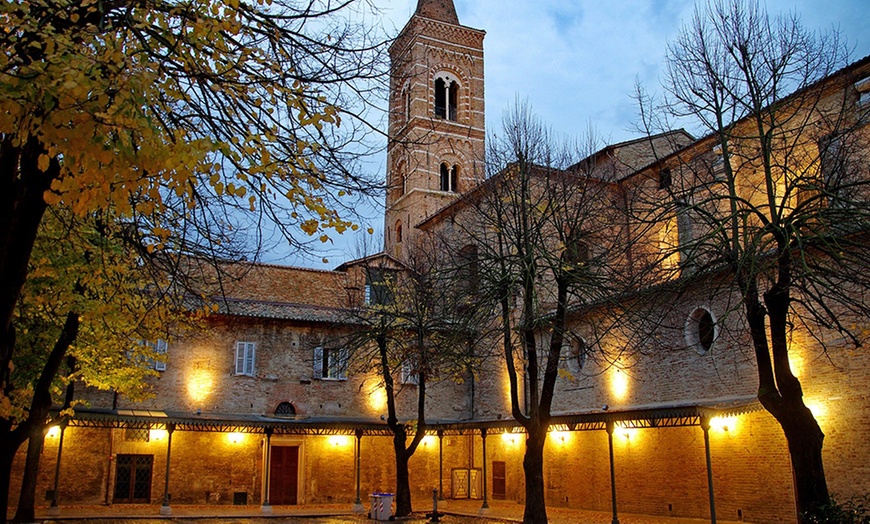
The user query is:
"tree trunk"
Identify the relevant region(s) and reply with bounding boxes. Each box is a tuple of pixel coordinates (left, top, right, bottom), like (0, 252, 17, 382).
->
(746, 271, 830, 521)
(0, 439, 21, 524)
(393, 441, 412, 517)
(522, 429, 547, 524)
(781, 408, 828, 523)
(11, 432, 43, 523)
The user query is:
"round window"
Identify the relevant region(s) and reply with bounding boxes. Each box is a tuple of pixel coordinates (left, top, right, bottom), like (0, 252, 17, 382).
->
(685, 307, 718, 355)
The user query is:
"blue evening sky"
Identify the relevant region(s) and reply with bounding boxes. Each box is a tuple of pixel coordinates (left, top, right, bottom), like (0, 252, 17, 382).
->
(270, 0, 870, 268)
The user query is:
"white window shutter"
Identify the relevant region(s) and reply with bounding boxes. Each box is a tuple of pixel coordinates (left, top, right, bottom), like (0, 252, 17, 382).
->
(154, 339, 168, 372)
(313, 346, 324, 378)
(235, 342, 244, 374)
(245, 342, 255, 375)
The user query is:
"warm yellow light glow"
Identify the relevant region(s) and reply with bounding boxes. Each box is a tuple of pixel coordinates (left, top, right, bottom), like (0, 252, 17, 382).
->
(709, 416, 738, 433)
(367, 386, 387, 413)
(187, 368, 215, 404)
(150, 428, 168, 441)
(329, 435, 350, 447)
(788, 350, 806, 379)
(46, 426, 60, 438)
(501, 432, 520, 445)
(805, 400, 826, 419)
(549, 430, 571, 444)
(421, 435, 435, 447)
(227, 432, 245, 444)
(609, 368, 629, 401)
(615, 424, 636, 440)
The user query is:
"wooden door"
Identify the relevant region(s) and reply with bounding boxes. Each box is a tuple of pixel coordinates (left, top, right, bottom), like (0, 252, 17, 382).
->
(269, 446, 299, 505)
(492, 461, 506, 500)
(113, 454, 153, 503)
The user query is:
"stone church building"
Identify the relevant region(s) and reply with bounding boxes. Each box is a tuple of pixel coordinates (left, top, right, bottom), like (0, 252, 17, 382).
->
(10, 0, 870, 522)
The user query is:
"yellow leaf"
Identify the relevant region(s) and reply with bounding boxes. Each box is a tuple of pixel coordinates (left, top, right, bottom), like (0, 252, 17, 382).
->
(38, 154, 50, 172)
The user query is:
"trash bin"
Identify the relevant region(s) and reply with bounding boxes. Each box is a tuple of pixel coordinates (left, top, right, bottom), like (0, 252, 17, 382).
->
(369, 492, 394, 521)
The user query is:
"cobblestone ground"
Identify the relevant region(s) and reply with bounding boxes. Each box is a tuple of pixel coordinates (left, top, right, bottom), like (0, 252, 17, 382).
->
(25, 500, 741, 524)
(43, 516, 512, 524)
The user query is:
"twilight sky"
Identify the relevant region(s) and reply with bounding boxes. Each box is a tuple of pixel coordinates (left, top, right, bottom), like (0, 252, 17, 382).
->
(271, 0, 870, 268)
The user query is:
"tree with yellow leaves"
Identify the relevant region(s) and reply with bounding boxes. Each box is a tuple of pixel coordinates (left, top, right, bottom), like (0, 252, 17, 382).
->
(7, 208, 198, 522)
(0, 0, 386, 519)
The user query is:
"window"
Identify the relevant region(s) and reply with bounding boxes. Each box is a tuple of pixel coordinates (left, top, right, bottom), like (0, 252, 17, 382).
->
(365, 269, 393, 305)
(401, 359, 419, 385)
(396, 221, 403, 243)
(818, 133, 850, 208)
(314, 347, 348, 380)
(685, 307, 718, 355)
(562, 233, 589, 272)
(275, 402, 296, 416)
(124, 428, 150, 442)
(658, 167, 672, 190)
(402, 84, 412, 123)
(856, 76, 870, 107)
(563, 337, 589, 375)
(135, 339, 167, 371)
(234, 341, 256, 376)
(676, 203, 693, 269)
(397, 160, 405, 196)
(440, 163, 459, 192)
(434, 73, 459, 121)
(150, 339, 168, 371)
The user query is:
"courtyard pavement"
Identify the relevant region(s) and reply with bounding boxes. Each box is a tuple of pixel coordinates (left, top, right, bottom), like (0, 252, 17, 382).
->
(14, 499, 745, 524)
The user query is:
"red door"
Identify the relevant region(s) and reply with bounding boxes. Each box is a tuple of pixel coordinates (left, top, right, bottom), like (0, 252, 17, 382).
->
(269, 446, 299, 505)
(492, 461, 506, 500)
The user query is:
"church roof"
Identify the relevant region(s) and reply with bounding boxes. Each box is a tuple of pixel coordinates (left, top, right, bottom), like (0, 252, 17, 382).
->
(415, 0, 459, 25)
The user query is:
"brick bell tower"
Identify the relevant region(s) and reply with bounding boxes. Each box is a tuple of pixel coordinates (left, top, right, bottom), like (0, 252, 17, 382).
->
(383, 0, 485, 261)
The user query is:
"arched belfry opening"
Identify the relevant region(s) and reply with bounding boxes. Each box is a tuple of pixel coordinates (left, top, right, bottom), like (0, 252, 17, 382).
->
(434, 74, 459, 121)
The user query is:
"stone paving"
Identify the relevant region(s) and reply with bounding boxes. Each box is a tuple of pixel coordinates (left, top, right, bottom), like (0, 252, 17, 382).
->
(19, 499, 743, 523)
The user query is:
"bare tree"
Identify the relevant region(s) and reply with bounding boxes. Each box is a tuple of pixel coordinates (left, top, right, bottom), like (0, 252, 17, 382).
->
(342, 236, 483, 517)
(633, 0, 870, 518)
(453, 103, 620, 523)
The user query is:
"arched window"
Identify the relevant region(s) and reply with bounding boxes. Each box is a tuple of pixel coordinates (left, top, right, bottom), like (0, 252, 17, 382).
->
(434, 73, 459, 121)
(440, 163, 459, 192)
(393, 160, 405, 197)
(275, 402, 296, 416)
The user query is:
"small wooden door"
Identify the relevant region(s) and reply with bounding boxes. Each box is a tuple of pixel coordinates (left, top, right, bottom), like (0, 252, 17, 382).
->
(269, 446, 299, 505)
(113, 454, 153, 503)
(492, 461, 506, 500)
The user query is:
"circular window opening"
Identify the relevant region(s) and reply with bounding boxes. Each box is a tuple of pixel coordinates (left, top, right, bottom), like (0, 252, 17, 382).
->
(685, 307, 718, 355)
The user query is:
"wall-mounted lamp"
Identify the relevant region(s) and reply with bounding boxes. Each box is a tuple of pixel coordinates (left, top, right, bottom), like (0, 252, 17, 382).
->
(227, 432, 245, 444)
(46, 426, 60, 439)
(329, 435, 350, 447)
(709, 416, 738, 433)
(549, 431, 570, 444)
(615, 424, 636, 440)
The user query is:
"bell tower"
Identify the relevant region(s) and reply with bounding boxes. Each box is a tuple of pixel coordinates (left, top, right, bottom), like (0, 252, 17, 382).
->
(384, 0, 485, 261)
